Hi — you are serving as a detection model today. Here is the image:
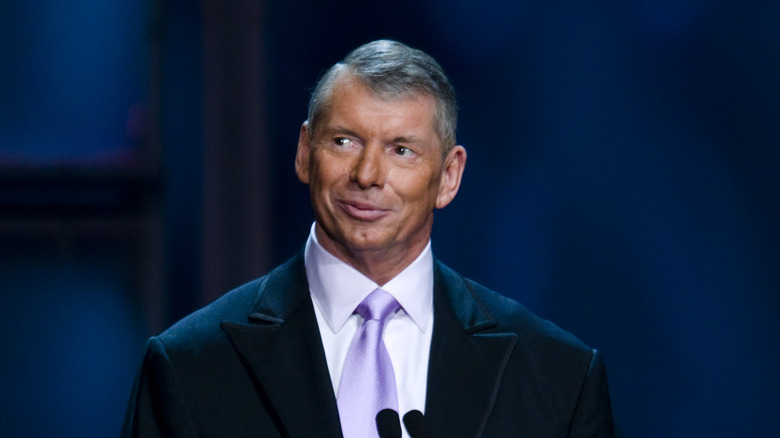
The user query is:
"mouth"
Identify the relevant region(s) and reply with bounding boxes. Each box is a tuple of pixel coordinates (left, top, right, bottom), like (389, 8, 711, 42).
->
(338, 200, 391, 221)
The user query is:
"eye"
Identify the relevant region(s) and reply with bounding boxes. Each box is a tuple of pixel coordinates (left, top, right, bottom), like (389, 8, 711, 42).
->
(394, 145, 415, 156)
(334, 137, 352, 147)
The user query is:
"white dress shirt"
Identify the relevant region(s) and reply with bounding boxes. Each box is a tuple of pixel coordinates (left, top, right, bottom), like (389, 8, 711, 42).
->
(304, 224, 433, 437)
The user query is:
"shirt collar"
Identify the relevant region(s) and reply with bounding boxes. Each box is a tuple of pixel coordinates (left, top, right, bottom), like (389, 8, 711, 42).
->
(304, 223, 433, 334)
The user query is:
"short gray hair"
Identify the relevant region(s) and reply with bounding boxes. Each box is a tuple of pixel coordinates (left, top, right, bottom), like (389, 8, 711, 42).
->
(307, 40, 458, 155)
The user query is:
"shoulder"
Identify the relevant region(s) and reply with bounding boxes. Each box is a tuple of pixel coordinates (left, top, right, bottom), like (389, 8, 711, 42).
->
(155, 275, 267, 350)
(471, 277, 588, 348)
(436, 260, 593, 356)
(156, 252, 306, 351)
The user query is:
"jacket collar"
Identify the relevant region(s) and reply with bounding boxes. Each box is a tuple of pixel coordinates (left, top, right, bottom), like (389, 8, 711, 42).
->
(221, 253, 343, 438)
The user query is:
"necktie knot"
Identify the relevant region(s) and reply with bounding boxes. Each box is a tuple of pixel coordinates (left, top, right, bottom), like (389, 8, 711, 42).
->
(356, 288, 399, 324)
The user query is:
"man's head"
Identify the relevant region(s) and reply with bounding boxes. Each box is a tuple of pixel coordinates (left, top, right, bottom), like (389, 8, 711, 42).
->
(307, 39, 458, 156)
(296, 40, 466, 284)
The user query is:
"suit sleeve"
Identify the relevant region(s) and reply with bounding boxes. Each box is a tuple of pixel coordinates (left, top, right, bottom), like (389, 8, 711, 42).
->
(568, 350, 621, 438)
(121, 337, 197, 438)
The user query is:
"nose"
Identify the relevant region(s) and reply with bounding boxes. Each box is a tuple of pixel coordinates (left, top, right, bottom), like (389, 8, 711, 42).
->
(350, 144, 387, 189)
(350, 144, 386, 189)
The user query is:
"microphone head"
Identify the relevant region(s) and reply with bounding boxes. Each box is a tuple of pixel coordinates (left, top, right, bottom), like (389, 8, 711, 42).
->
(403, 410, 428, 438)
(376, 409, 402, 438)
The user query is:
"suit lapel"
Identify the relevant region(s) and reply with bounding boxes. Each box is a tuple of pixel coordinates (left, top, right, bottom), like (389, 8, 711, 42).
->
(425, 261, 518, 438)
(216, 254, 517, 438)
(220, 254, 343, 438)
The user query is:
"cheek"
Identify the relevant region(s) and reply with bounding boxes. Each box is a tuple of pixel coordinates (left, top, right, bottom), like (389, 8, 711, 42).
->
(309, 167, 347, 209)
(312, 155, 352, 186)
(396, 173, 440, 207)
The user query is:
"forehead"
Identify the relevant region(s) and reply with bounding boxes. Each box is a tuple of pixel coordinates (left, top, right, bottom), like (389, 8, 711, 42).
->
(322, 74, 438, 138)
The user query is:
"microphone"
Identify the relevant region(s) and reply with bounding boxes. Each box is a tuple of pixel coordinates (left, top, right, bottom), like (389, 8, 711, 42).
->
(376, 409, 402, 438)
(403, 410, 429, 438)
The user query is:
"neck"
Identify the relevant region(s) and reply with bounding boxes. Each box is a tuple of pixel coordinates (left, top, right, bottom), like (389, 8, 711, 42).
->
(315, 227, 429, 286)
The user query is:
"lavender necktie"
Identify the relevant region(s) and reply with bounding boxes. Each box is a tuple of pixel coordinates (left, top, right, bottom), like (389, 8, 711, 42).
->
(337, 288, 400, 438)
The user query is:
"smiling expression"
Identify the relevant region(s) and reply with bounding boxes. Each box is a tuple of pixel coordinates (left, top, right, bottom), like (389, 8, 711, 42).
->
(296, 73, 465, 278)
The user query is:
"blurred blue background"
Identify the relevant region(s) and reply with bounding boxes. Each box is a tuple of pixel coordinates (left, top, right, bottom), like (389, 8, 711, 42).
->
(1, 0, 778, 436)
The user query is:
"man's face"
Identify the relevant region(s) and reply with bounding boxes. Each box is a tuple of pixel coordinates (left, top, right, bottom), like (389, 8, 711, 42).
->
(296, 74, 465, 270)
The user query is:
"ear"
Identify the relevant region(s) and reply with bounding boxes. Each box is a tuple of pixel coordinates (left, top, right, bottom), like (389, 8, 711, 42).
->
(295, 122, 312, 184)
(435, 145, 467, 209)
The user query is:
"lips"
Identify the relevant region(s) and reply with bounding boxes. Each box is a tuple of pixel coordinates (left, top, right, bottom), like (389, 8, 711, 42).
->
(338, 199, 391, 221)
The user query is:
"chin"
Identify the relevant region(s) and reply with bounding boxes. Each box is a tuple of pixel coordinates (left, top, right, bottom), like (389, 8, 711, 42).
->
(342, 234, 391, 251)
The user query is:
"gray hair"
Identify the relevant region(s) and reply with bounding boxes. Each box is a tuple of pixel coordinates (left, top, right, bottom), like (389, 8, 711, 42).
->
(307, 40, 458, 155)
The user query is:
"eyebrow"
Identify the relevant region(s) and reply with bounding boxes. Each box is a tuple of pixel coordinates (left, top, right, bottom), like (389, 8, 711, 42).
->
(391, 135, 424, 145)
(324, 125, 424, 145)
(325, 125, 361, 139)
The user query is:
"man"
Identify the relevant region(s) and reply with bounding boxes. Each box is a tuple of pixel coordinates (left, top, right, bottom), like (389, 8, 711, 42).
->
(122, 40, 618, 437)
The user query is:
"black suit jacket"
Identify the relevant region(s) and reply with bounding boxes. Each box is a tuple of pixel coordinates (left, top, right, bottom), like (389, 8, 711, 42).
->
(122, 253, 618, 437)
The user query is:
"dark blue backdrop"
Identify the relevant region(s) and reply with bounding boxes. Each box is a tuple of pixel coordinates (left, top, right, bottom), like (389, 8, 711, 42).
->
(2, 1, 778, 436)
